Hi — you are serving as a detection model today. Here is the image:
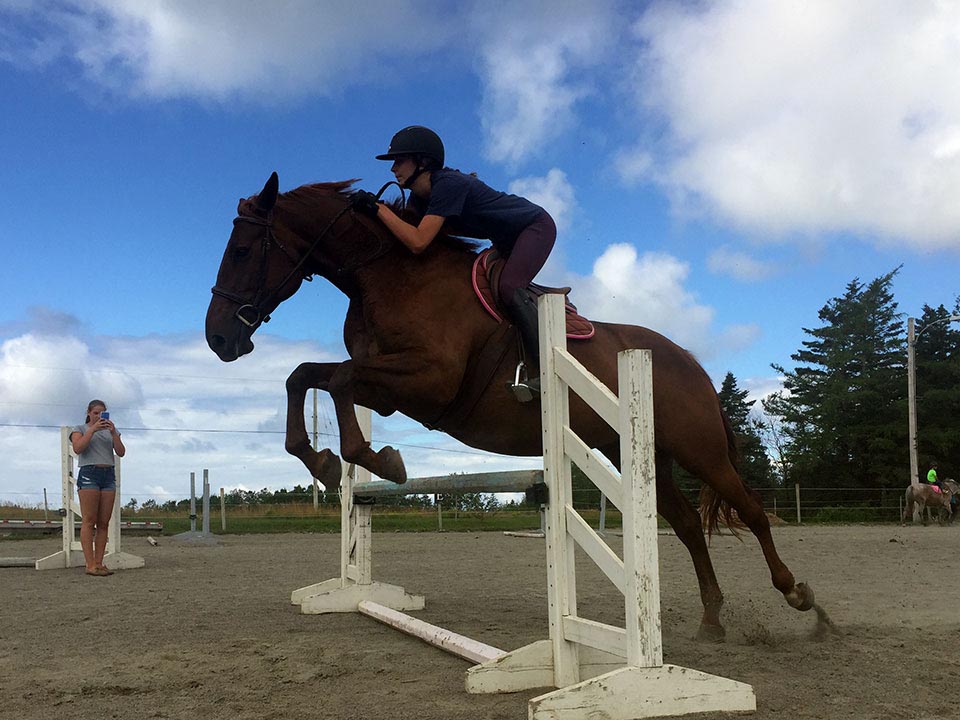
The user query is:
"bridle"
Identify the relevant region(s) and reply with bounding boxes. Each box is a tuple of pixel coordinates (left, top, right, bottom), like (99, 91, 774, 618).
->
(210, 182, 402, 330)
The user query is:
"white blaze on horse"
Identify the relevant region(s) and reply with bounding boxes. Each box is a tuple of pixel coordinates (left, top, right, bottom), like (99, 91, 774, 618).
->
(901, 479, 958, 525)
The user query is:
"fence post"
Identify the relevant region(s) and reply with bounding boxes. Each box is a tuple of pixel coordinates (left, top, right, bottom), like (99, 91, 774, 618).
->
(202, 469, 211, 535)
(189, 472, 197, 532)
(436, 494, 443, 532)
(794, 483, 801, 525)
(220, 487, 226, 531)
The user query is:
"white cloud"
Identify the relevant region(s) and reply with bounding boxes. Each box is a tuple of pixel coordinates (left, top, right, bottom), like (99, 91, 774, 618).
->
(629, 0, 960, 248)
(564, 244, 756, 359)
(0, 0, 457, 100)
(473, 1, 617, 165)
(509, 168, 576, 232)
(707, 245, 777, 282)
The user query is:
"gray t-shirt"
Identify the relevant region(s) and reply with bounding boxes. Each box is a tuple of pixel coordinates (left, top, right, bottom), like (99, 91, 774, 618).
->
(71, 424, 115, 467)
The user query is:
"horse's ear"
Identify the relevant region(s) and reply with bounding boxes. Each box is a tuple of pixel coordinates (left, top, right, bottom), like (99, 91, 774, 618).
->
(257, 172, 279, 212)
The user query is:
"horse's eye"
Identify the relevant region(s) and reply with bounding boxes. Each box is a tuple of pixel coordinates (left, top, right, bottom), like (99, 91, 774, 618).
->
(233, 246, 251, 259)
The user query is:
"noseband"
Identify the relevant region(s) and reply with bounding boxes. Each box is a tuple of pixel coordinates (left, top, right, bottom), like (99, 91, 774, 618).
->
(211, 183, 401, 330)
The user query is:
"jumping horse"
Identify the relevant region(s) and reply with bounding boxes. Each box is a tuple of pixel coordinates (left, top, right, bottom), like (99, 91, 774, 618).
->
(205, 172, 821, 640)
(901, 479, 958, 525)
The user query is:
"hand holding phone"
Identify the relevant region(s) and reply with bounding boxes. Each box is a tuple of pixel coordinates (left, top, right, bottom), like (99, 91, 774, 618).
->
(101, 412, 110, 420)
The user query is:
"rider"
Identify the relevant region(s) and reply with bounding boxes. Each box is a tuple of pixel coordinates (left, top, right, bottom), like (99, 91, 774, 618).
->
(926, 461, 942, 491)
(355, 125, 556, 399)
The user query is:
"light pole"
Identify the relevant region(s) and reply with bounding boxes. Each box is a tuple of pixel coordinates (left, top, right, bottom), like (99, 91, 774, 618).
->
(907, 314, 960, 488)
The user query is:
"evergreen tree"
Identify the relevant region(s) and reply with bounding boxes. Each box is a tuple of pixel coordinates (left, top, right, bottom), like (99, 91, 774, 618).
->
(765, 269, 906, 488)
(717, 372, 775, 487)
(914, 303, 960, 476)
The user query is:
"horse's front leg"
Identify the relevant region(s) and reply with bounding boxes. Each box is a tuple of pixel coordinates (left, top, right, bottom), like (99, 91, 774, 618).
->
(326, 359, 409, 485)
(284, 362, 344, 489)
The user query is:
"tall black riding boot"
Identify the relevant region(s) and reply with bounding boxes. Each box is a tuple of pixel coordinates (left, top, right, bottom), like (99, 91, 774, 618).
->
(505, 288, 541, 401)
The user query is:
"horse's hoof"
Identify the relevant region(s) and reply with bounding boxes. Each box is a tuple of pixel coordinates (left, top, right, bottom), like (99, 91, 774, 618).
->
(696, 623, 726, 643)
(377, 446, 407, 484)
(311, 449, 342, 490)
(785, 582, 815, 612)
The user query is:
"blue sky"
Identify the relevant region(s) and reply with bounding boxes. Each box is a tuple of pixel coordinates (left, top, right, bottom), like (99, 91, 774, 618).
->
(1, 1, 958, 508)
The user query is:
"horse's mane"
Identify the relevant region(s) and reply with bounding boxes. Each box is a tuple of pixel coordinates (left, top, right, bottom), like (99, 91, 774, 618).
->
(274, 181, 481, 255)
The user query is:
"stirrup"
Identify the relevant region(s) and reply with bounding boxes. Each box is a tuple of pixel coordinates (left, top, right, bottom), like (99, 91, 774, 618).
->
(506, 362, 540, 403)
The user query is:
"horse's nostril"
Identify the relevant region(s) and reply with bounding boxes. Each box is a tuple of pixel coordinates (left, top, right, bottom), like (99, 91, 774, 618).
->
(209, 334, 226, 349)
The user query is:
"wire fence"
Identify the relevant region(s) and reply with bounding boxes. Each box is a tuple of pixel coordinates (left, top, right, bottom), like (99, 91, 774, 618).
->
(0, 484, 940, 529)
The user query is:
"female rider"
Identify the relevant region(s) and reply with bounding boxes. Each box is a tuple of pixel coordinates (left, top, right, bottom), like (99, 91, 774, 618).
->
(357, 125, 556, 397)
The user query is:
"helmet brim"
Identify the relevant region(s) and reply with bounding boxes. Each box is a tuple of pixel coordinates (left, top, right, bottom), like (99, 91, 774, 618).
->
(375, 152, 405, 161)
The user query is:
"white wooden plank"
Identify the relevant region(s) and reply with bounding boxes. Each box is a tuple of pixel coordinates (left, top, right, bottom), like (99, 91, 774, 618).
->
(299, 581, 424, 615)
(358, 601, 505, 665)
(539, 294, 581, 689)
(530, 664, 756, 720)
(553, 348, 619, 430)
(562, 426, 623, 508)
(564, 505, 624, 593)
(561, 615, 627, 658)
(618, 349, 663, 669)
(353, 470, 543, 497)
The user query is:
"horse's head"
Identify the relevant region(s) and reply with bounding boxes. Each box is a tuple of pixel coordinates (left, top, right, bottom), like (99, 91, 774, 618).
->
(206, 172, 393, 361)
(206, 172, 311, 361)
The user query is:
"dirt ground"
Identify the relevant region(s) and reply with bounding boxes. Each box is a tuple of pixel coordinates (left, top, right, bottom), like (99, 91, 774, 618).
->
(1, 524, 957, 720)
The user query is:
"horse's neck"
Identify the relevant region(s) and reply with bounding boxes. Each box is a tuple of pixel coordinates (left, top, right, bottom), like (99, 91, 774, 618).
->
(356, 243, 475, 300)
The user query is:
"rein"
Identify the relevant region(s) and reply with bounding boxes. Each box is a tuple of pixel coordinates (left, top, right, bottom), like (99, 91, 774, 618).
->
(211, 181, 399, 330)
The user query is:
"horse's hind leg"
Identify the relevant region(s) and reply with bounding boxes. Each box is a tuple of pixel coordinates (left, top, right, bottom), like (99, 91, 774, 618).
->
(680, 431, 815, 613)
(601, 443, 726, 641)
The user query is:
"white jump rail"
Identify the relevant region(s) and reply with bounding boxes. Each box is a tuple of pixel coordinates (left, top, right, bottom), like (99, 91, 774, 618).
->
(291, 294, 755, 719)
(34, 427, 145, 572)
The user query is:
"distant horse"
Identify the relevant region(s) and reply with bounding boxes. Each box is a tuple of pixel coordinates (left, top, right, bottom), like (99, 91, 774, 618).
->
(901, 480, 957, 525)
(205, 172, 821, 639)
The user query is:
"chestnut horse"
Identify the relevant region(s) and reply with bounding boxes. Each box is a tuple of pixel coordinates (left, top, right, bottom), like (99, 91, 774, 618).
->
(205, 172, 819, 639)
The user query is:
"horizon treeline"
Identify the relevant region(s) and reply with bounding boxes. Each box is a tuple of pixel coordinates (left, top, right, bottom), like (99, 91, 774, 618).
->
(720, 267, 959, 490)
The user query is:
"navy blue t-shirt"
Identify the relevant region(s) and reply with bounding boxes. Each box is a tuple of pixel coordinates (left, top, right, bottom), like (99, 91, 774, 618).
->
(409, 168, 544, 253)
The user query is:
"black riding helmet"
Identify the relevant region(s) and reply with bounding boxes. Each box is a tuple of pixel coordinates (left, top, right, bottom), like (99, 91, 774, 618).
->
(376, 125, 445, 167)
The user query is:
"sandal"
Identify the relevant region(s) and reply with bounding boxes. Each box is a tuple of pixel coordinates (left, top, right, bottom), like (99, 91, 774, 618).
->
(98, 566, 115, 576)
(85, 567, 109, 576)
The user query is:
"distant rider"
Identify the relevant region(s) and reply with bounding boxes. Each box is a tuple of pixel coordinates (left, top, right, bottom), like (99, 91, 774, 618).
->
(926, 462, 942, 492)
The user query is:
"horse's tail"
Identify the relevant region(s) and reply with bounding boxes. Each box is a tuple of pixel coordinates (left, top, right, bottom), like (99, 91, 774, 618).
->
(700, 409, 752, 538)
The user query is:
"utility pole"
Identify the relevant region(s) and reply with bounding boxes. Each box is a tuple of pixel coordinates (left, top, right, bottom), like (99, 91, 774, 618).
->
(907, 318, 918, 489)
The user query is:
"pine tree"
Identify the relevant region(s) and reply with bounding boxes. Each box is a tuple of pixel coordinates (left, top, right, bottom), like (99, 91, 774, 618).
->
(766, 269, 906, 488)
(717, 372, 774, 487)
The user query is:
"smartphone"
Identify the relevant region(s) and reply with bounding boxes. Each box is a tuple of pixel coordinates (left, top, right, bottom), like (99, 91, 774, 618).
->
(101, 411, 110, 420)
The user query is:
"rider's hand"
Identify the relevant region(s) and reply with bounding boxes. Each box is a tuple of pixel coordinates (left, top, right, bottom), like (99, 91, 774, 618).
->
(350, 190, 381, 219)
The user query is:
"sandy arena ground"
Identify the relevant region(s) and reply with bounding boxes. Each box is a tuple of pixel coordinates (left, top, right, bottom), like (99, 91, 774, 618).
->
(1, 524, 957, 720)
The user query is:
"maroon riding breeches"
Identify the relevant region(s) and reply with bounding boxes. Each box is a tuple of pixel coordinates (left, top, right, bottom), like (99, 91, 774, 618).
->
(498, 211, 557, 302)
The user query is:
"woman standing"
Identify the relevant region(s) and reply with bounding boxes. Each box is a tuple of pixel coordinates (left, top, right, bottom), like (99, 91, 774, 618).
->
(70, 399, 125, 576)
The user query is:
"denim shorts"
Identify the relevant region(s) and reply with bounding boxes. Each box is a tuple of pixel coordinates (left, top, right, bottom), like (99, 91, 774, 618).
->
(77, 465, 117, 492)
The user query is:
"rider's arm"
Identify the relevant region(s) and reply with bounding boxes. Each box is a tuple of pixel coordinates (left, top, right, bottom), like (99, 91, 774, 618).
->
(376, 205, 445, 254)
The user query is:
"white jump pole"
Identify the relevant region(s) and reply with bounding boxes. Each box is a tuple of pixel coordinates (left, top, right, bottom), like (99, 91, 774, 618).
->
(36, 427, 144, 571)
(358, 600, 506, 665)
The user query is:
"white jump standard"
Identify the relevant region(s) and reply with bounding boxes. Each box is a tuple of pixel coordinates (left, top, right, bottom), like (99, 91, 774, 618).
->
(35, 427, 144, 572)
(291, 294, 755, 720)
